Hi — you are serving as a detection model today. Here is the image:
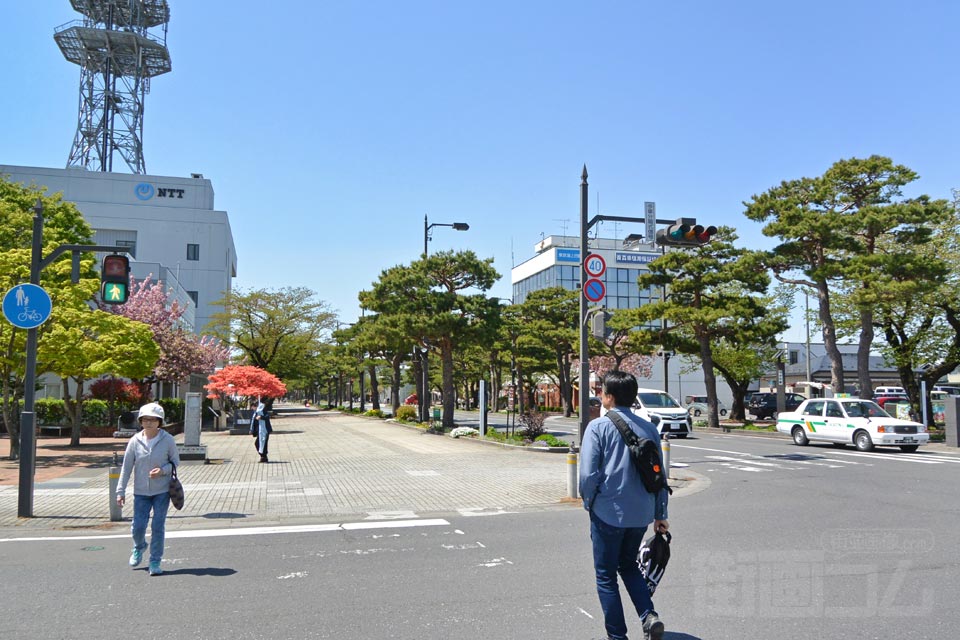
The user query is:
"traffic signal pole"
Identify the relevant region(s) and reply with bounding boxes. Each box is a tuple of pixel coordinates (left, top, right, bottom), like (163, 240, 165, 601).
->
(576, 172, 714, 444)
(17, 199, 129, 517)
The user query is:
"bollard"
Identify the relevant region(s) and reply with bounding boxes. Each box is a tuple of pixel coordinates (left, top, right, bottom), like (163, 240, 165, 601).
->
(108, 451, 122, 522)
(660, 435, 671, 481)
(567, 446, 579, 499)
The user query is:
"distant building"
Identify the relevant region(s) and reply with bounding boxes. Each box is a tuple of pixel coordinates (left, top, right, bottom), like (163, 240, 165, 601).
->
(1, 164, 237, 400)
(763, 342, 902, 396)
(0, 164, 237, 334)
(510, 234, 731, 406)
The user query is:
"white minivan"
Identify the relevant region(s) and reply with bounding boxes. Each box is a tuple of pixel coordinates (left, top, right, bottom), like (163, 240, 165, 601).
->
(874, 386, 906, 396)
(633, 388, 692, 438)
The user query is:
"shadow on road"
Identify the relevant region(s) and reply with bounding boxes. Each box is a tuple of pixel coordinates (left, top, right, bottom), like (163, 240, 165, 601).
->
(665, 632, 703, 640)
(146, 567, 237, 577)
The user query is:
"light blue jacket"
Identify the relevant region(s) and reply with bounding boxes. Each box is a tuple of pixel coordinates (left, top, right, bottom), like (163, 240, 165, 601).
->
(579, 406, 668, 528)
(117, 429, 180, 498)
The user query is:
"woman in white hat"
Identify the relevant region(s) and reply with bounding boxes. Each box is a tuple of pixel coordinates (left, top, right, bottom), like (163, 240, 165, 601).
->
(116, 402, 180, 576)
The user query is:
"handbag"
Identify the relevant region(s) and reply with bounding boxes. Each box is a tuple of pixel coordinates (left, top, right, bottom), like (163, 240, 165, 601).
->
(168, 464, 185, 510)
(638, 530, 672, 595)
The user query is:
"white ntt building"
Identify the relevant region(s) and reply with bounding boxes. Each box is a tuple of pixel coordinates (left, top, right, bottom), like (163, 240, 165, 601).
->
(0, 164, 237, 335)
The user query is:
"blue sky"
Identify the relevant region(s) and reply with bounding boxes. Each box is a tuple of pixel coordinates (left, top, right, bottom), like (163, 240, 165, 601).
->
(3, 1, 958, 342)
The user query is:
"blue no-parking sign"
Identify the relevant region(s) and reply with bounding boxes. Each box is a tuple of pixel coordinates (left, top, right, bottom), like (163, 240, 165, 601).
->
(2, 284, 53, 329)
(584, 278, 606, 303)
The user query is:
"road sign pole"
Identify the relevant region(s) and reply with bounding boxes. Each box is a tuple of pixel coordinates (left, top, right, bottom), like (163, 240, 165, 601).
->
(579, 166, 589, 447)
(18, 199, 43, 518)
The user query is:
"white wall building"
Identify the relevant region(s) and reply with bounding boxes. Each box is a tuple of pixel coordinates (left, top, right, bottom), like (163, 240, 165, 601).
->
(0, 164, 237, 334)
(510, 234, 735, 407)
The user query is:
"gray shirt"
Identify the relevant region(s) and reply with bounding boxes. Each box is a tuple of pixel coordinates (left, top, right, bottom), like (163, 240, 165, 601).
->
(117, 429, 180, 497)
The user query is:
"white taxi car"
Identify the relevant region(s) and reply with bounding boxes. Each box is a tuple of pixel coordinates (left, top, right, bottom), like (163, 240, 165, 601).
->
(777, 398, 929, 452)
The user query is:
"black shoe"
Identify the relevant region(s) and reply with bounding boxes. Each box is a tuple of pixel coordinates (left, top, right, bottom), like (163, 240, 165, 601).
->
(642, 611, 664, 640)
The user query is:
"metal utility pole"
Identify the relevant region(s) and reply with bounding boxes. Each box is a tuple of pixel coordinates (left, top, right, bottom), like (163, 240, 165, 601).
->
(18, 199, 43, 517)
(578, 166, 590, 446)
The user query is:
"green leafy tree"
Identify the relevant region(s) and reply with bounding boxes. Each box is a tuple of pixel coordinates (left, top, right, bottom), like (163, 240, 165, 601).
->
(834, 203, 960, 415)
(207, 287, 337, 382)
(632, 228, 775, 428)
(515, 287, 579, 416)
(743, 155, 950, 394)
(42, 303, 159, 445)
(360, 251, 500, 429)
(0, 178, 98, 459)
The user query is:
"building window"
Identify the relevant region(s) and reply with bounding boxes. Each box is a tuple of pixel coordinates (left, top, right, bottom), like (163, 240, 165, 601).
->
(187, 244, 200, 261)
(115, 240, 136, 258)
(789, 350, 799, 365)
(186, 291, 199, 307)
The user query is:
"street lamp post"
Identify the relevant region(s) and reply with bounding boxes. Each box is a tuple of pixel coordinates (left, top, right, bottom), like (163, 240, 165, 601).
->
(423, 215, 469, 257)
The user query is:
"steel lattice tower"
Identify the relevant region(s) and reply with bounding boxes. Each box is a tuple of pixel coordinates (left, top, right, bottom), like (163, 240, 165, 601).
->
(54, 1, 172, 174)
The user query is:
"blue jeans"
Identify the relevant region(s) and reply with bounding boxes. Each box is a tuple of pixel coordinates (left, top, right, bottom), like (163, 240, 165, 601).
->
(590, 510, 653, 640)
(132, 493, 170, 564)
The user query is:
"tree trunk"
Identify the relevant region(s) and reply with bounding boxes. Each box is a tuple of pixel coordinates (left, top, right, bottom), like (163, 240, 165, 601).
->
(698, 332, 721, 430)
(560, 354, 573, 417)
(2, 366, 22, 460)
(412, 358, 423, 416)
(368, 364, 380, 411)
(391, 354, 403, 414)
(857, 306, 874, 399)
(817, 283, 845, 392)
(69, 377, 85, 447)
(441, 342, 455, 429)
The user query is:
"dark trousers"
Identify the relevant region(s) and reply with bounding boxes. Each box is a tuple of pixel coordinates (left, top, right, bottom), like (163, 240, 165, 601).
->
(590, 510, 654, 640)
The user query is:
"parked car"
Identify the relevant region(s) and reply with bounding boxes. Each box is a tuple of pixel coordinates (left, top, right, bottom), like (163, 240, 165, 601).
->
(684, 395, 727, 417)
(776, 397, 928, 452)
(747, 392, 806, 420)
(633, 388, 692, 438)
(403, 394, 418, 406)
(588, 396, 601, 420)
(874, 386, 906, 396)
(872, 393, 908, 410)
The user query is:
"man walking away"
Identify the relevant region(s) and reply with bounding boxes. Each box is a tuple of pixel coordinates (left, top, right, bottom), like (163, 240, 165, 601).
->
(580, 371, 670, 640)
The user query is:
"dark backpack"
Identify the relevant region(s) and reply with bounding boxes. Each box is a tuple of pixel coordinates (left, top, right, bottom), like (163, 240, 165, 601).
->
(607, 410, 672, 495)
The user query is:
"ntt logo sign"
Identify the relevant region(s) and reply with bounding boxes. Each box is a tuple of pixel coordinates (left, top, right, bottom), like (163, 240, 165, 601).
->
(134, 183, 155, 200)
(134, 183, 186, 201)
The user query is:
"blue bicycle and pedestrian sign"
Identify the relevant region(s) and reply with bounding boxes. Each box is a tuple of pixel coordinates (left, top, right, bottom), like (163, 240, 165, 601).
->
(2, 284, 53, 329)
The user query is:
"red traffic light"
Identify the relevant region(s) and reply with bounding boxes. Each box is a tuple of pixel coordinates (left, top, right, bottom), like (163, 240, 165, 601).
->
(696, 225, 718, 243)
(656, 218, 716, 247)
(102, 254, 129, 278)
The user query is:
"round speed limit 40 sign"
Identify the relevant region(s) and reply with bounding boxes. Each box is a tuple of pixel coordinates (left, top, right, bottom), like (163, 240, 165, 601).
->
(584, 253, 606, 277)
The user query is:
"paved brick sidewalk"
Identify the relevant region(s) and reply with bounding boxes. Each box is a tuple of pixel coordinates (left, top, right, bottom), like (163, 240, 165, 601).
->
(0, 412, 598, 534)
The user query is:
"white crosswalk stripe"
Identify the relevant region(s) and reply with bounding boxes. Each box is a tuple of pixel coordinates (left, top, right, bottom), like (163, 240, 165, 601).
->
(675, 441, 960, 475)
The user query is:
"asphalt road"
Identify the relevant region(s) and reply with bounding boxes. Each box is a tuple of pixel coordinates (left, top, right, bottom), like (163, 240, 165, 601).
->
(2, 430, 958, 639)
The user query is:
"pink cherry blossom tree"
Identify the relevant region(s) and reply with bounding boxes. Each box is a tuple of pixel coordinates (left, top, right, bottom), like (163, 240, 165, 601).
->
(105, 275, 230, 388)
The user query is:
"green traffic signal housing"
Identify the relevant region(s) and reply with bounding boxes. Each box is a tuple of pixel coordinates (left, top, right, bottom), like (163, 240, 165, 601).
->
(100, 254, 130, 305)
(656, 218, 717, 247)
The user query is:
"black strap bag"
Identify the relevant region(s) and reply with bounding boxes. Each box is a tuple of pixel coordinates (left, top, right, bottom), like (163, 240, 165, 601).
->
(606, 410, 672, 495)
(638, 530, 672, 595)
(168, 464, 185, 510)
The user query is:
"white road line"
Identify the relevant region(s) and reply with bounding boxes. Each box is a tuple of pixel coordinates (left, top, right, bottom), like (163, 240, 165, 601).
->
(720, 464, 767, 473)
(0, 518, 451, 543)
(705, 455, 787, 468)
(826, 450, 943, 464)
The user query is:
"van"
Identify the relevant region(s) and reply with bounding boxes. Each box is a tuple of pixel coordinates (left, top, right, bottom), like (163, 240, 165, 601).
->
(874, 386, 906, 396)
(633, 388, 692, 438)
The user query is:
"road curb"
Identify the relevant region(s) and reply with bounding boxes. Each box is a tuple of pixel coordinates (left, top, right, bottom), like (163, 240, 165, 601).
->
(384, 419, 571, 453)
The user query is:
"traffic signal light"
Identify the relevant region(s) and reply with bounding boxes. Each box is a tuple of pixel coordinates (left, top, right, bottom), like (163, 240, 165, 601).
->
(100, 254, 130, 305)
(655, 218, 718, 247)
(591, 309, 612, 340)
